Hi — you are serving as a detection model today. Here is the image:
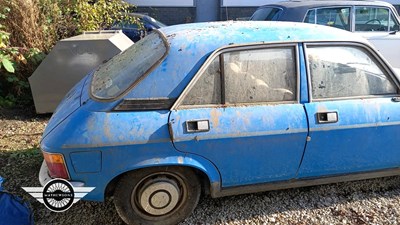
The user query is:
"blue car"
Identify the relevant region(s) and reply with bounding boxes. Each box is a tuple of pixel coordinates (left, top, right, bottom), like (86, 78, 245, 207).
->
(39, 21, 400, 225)
(110, 13, 166, 42)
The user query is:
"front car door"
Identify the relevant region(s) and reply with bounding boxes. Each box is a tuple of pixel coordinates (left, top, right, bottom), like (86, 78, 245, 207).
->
(169, 44, 309, 187)
(354, 6, 400, 69)
(298, 42, 400, 178)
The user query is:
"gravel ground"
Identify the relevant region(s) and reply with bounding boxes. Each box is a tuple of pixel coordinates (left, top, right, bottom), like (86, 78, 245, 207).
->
(1, 108, 400, 225)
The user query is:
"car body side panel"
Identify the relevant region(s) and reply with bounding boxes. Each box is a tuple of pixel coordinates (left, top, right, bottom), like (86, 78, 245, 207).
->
(298, 98, 400, 178)
(81, 146, 222, 201)
(42, 145, 221, 201)
(358, 32, 400, 69)
(40, 107, 222, 201)
(170, 104, 308, 187)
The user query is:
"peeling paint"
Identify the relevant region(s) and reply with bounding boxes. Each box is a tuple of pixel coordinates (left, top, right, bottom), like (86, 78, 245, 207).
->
(210, 109, 222, 128)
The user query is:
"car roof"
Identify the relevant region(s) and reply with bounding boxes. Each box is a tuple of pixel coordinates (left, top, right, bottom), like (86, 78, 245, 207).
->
(261, 0, 394, 8)
(127, 21, 369, 99)
(160, 21, 366, 49)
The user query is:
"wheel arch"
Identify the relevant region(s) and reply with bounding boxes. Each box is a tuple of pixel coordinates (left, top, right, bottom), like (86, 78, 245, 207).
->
(104, 155, 221, 199)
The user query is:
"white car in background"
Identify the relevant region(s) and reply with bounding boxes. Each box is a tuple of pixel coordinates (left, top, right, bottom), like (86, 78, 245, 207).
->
(251, 0, 400, 69)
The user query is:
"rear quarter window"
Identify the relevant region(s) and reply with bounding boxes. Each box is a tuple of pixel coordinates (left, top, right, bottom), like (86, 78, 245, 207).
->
(91, 31, 168, 100)
(251, 7, 283, 21)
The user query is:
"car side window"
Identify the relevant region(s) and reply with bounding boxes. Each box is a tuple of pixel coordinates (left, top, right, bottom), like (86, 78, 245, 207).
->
(305, 7, 350, 31)
(182, 57, 221, 105)
(355, 7, 399, 31)
(224, 48, 296, 103)
(250, 7, 283, 21)
(307, 45, 397, 99)
(182, 46, 297, 106)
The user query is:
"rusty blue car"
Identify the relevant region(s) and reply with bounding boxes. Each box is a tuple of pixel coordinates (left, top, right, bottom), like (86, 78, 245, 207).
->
(39, 21, 400, 225)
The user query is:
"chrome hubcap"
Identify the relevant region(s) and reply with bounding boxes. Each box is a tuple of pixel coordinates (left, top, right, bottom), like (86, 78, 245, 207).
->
(138, 178, 181, 216)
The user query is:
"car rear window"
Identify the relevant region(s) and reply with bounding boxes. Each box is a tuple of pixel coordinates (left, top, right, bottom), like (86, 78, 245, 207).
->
(91, 31, 168, 100)
(251, 7, 282, 21)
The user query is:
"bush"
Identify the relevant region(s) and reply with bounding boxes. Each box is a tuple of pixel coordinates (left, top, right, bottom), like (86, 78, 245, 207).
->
(0, 0, 136, 108)
(0, 3, 46, 107)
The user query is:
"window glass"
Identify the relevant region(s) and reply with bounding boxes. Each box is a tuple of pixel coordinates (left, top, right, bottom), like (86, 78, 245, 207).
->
(250, 7, 283, 21)
(355, 7, 395, 31)
(182, 57, 221, 105)
(389, 13, 400, 31)
(307, 46, 397, 99)
(224, 47, 296, 103)
(304, 10, 316, 24)
(312, 7, 351, 31)
(91, 32, 167, 99)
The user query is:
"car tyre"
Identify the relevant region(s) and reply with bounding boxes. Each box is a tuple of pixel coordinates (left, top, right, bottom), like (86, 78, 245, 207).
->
(114, 167, 201, 225)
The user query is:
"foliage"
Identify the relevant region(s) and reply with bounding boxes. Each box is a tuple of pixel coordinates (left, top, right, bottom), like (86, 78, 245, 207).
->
(0, 7, 12, 73)
(72, 0, 137, 33)
(0, 0, 137, 108)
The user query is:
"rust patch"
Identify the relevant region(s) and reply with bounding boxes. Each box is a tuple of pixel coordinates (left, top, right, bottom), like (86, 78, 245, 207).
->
(316, 104, 328, 112)
(210, 109, 222, 128)
(103, 113, 112, 140)
(86, 114, 96, 132)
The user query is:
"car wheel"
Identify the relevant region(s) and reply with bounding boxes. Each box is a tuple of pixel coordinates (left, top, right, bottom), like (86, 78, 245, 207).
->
(114, 167, 201, 225)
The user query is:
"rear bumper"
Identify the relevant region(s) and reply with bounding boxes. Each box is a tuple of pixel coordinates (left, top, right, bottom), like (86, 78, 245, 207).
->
(39, 161, 52, 186)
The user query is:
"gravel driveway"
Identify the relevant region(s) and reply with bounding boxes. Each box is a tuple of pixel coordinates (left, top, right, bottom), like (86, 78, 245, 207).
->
(1, 108, 400, 225)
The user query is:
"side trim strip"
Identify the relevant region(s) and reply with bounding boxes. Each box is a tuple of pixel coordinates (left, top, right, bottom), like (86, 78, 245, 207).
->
(62, 138, 172, 149)
(309, 121, 400, 132)
(210, 167, 400, 198)
(173, 128, 308, 142)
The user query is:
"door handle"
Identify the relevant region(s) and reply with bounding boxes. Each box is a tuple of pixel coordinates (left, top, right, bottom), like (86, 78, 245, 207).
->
(186, 120, 210, 133)
(316, 112, 338, 124)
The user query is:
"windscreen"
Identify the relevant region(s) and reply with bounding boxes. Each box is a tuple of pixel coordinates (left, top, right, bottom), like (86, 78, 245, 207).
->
(91, 31, 168, 100)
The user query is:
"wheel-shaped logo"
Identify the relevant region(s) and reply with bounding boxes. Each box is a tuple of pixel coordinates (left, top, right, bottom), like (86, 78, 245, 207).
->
(22, 179, 95, 212)
(42, 179, 75, 212)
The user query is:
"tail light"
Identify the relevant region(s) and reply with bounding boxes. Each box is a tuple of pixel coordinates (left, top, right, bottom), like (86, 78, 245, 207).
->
(42, 151, 70, 180)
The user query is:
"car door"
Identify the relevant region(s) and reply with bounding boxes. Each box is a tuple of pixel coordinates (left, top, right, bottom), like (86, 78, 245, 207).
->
(354, 6, 400, 69)
(169, 44, 309, 187)
(297, 43, 400, 178)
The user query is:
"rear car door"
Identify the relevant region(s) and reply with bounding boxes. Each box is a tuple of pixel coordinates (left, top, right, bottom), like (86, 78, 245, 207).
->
(169, 44, 309, 187)
(297, 43, 400, 178)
